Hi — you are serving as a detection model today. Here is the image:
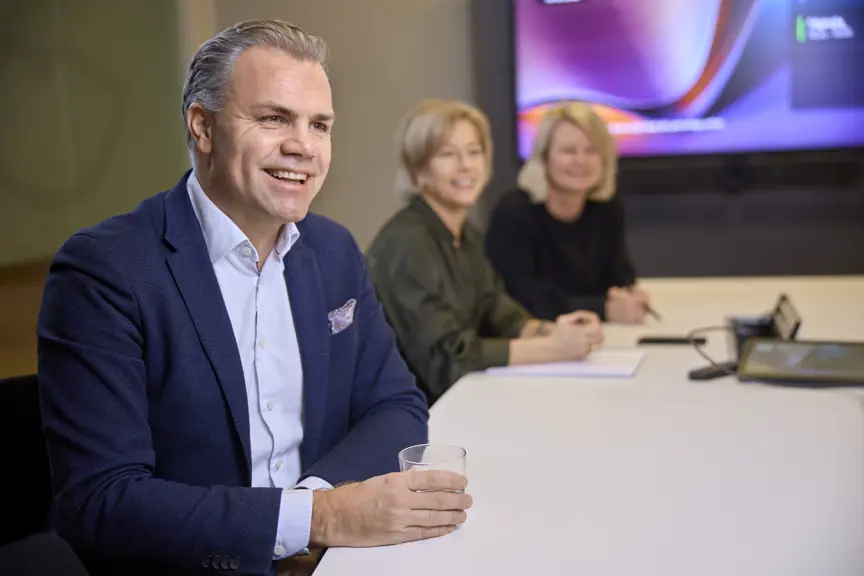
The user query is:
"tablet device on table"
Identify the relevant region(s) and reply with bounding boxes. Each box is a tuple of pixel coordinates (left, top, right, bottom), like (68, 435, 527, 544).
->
(737, 338, 864, 388)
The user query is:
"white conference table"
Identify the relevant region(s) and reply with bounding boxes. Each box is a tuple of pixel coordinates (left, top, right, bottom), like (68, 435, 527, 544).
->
(316, 276, 864, 576)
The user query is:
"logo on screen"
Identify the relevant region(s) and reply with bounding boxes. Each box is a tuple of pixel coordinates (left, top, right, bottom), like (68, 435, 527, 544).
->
(796, 14, 855, 43)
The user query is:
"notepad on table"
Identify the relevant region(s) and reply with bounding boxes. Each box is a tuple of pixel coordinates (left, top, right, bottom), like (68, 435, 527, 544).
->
(486, 350, 644, 378)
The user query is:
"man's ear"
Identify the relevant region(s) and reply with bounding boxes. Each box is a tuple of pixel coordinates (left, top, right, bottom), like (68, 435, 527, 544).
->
(187, 103, 214, 155)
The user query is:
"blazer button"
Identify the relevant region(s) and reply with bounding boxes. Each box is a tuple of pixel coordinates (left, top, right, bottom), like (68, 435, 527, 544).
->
(211, 554, 222, 568)
(221, 556, 232, 570)
(229, 556, 241, 570)
(201, 555, 212, 568)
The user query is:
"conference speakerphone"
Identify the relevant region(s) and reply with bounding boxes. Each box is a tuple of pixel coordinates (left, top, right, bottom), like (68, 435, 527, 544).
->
(687, 293, 803, 381)
(728, 294, 802, 360)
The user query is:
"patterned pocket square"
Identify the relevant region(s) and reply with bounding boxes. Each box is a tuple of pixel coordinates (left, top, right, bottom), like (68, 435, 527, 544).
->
(328, 298, 357, 335)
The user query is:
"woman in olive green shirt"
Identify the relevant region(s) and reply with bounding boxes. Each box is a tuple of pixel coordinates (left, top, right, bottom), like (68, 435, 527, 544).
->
(366, 99, 604, 404)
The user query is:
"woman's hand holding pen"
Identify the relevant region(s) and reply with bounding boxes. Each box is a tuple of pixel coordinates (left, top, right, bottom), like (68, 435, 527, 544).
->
(606, 286, 658, 324)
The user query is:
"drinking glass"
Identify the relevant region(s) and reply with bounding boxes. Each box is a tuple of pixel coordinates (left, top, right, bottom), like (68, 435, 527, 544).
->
(400, 444, 468, 528)
(398, 443, 467, 477)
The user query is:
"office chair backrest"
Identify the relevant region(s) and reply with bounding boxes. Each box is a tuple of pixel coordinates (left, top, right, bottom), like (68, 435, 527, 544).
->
(0, 532, 90, 575)
(0, 374, 53, 546)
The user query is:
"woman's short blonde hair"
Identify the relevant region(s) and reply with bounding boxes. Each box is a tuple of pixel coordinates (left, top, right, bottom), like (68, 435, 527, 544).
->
(518, 101, 618, 204)
(394, 99, 493, 199)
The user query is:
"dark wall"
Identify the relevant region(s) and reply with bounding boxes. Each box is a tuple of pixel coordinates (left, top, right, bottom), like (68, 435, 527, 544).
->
(470, 0, 864, 278)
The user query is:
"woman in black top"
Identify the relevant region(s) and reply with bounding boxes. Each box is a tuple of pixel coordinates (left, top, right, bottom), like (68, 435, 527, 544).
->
(485, 102, 651, 324)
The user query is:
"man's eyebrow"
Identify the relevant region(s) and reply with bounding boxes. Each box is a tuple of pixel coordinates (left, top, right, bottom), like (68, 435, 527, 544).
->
(250, 102, 334, 123)
(311, 112, 335, 124)
(250, 102, 296, 117)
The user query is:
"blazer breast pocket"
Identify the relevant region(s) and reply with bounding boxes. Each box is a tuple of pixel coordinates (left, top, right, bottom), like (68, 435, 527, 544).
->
(328, 298, 357, 336)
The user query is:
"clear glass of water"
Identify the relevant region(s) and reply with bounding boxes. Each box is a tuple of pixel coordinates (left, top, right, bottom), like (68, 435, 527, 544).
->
(400, 444, 468, 527)
(398, 444, 467, 477)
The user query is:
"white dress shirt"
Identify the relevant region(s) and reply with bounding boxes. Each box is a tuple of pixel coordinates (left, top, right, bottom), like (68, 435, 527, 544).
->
(187, 172, 332, 560)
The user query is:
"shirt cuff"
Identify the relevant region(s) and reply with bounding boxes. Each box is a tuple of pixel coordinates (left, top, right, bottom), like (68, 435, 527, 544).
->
(273, 488, 314, 560)
(296, 476, 334, 491)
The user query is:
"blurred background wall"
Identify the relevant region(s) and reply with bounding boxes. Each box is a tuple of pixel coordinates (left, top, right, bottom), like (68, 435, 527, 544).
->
(0, 0, 187, 268)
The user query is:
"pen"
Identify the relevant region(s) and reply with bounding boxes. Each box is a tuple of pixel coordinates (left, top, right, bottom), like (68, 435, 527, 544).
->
(623, 285, 661, 322)
(644, 304, 661, 322)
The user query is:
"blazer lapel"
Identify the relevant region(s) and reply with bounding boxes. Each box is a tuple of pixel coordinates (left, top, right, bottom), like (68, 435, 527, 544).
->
(162, 176, 252, 478)
(284, 238, 331, 469)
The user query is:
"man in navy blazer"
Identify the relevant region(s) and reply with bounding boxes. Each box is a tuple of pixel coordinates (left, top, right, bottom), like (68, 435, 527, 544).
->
(37, 19, 471, 576)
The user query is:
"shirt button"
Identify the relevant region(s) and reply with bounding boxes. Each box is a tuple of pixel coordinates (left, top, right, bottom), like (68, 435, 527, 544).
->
(266, 400, 274, 411)
(258, 340, 266, 348)
(274, 460, 282, 471)
(274, 543, 285, 556)
(242, 246, 252, 257)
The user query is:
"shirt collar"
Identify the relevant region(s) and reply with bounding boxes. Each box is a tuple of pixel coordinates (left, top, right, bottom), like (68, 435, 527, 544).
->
(408, 194, 476, 248)
(187, 170, 300, 264)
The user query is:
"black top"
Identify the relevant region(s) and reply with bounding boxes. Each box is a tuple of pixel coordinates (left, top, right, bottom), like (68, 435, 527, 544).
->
(485, 188, 636, 321)
(366, 195, 531, 404)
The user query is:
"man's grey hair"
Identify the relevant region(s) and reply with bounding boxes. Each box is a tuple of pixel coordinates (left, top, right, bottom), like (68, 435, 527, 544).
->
(181, 19, 328, 150)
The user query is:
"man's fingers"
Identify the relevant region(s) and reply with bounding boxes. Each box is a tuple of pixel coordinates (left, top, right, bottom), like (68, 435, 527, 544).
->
(412, 489, 473, 511)
(408, 509, 467, 527)
(402, 525, 456, 543)
(405, 470, 468, 493)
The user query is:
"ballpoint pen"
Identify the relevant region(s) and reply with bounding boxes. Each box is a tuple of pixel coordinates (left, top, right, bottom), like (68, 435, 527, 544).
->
(624, 285, 661, 322)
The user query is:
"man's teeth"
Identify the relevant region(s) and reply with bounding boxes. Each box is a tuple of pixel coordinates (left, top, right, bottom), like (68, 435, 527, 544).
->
(268, 170, 307, 183)
(454, 179, 475, 188)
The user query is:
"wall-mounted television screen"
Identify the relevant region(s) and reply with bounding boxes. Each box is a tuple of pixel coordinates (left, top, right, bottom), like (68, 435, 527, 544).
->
(514, 0, 864, 158)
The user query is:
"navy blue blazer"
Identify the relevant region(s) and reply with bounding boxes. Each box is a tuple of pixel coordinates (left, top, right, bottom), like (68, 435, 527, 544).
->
(36, 172, 429, 575)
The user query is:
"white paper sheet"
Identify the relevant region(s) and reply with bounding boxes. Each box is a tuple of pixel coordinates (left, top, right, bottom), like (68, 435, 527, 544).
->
(485, 350, 644, 378)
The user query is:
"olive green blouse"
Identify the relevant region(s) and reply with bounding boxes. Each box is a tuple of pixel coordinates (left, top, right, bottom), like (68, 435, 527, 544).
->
(366, 195, 531, 403)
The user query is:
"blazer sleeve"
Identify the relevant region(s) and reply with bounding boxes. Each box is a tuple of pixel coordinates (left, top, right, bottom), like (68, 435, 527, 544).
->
(300, 237, 429, 485)
(37, 234, 282, 575)
(485, 198, 606, 320)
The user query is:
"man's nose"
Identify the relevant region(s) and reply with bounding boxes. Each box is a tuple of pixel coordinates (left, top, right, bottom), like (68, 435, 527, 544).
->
(280, 127, 315, 157)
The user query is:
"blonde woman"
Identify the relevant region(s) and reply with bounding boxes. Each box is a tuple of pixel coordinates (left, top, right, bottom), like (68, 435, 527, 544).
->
(485, 101, 650, 324)
(366, 99, 603, 404)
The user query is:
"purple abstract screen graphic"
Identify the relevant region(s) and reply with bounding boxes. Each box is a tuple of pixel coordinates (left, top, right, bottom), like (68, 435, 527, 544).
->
(514, 0, 864, 158)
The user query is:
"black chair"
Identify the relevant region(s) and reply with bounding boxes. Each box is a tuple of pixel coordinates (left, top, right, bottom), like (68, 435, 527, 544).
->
(0, 374, 53, 547)
(0, 532, 90, 575)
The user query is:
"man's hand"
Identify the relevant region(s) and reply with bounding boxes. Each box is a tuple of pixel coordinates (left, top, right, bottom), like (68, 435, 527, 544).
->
(605, 287, 647, 324)
(551, 310, 604, 360)
(309, 470, 472, 548)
